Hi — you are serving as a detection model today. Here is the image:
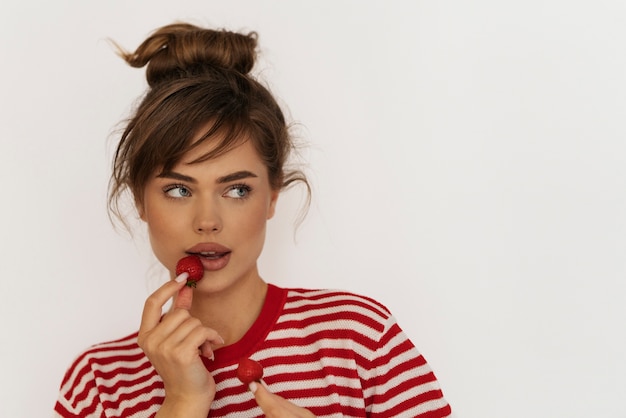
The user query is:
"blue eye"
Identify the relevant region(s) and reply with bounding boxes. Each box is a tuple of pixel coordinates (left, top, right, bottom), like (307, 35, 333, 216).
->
(225, 184, 251, 199)
(164, 184, 191, 198)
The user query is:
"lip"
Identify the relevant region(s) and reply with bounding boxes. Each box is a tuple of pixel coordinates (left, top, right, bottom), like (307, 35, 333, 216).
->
(186, 242, 232, 272)
(187, 242, 232, 254)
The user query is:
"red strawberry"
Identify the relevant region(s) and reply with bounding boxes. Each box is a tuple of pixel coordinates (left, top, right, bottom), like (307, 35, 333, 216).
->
(175, 255, 204, 287)
(236, 358, 263, 384)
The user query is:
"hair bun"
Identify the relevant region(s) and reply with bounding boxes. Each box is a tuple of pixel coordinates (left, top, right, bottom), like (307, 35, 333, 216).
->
(120, 23, 258, 86)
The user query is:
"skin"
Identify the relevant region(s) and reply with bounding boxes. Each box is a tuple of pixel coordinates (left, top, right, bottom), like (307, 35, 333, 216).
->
(136, 130, 314, 417)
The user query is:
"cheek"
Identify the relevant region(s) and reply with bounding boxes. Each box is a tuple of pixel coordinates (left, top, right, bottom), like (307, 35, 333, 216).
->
(234, 203, 271, 242)
(239, 210, 268, 235)
(144, 209, 186, 265)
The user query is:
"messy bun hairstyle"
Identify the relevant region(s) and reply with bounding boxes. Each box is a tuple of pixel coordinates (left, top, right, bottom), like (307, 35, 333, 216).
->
(108, 23, 309, 225)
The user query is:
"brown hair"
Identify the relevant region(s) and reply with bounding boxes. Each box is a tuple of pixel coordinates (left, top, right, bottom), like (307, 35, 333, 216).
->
(108, 22, 309, 227)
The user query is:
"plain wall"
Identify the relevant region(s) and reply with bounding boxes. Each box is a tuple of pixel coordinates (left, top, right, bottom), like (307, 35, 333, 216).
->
(1, 1, 625, 417)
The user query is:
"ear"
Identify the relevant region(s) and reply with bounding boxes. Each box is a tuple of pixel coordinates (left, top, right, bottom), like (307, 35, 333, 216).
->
(267, 190, 279, 220)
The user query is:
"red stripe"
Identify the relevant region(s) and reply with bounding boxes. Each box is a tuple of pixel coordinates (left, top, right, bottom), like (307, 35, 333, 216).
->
(101, 380, 164, 415)
(94, 358, 153, 386)
(283, 293, 390, 319)
(100, 371, 162, 403)
(381, 390, 451, 417)
(264, 328, 381, 353)
(60, 338, 141, 387)
(53, 402, 72, 417)
(276, 310, 386, 334)
(287, 289, 391, 314)
(209, 398, 259, 416)
(70, 387, 104, 417)
(308, 404, 367, 417)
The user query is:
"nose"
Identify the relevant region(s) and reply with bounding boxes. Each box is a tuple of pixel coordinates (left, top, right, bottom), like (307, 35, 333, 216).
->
(193, 197, 222, 234)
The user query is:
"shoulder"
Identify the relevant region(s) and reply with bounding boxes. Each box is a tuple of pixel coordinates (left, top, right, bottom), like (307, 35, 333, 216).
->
(55, 332, 161, 416)
(279, 288, 395, 333)
(59, 331, 143, 387)
(69, 331, 141, 363)
(284, 287, 391, 315)
(268, 287, 419, 371)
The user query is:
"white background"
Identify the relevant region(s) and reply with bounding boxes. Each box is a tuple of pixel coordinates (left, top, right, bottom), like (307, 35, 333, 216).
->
(1, 1, 625, 417)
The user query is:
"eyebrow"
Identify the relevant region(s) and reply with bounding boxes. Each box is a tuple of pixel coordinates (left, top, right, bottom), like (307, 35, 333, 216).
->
(157, 170, 258, 184)
(216, 170, 258, 184)
(157, 171, 196, 183)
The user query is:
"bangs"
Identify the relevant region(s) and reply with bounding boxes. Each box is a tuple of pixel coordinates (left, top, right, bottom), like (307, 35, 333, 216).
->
(185, 117, 254, 166)
(149, 76, 258, 175)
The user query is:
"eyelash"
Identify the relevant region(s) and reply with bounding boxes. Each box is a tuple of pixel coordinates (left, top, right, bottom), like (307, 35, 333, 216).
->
(226, 183, 253, 199)
(161, 183, 253, 199)
(162, 184, 191, 199)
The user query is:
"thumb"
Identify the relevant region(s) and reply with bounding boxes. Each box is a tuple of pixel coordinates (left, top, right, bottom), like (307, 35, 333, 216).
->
(249, 380, 315, 417)
(249, 381, 273, 410)
(174, 284, 193, 310)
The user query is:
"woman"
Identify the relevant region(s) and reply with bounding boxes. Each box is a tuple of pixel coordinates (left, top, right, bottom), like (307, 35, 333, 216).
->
(54, 22, 452, 417)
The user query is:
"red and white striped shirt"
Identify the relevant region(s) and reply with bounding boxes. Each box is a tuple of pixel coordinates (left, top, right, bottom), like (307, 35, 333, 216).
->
(55, 284, 451, 417)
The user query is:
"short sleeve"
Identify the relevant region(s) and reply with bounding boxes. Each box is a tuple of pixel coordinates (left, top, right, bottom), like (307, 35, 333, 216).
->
(363, 315, 452, 417)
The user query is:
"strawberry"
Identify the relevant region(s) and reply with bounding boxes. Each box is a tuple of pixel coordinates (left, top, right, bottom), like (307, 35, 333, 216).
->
(236, 358, 264, 384)
(175, 255, 204, 287)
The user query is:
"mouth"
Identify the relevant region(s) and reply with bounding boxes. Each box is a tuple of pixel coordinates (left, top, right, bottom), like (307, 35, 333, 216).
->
(195, 251, 230, 260)
(187, 242, 232, 257)
(186, 243, 232, 272)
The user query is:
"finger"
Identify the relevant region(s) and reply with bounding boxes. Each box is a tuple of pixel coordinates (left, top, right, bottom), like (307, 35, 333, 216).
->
(249, 380, 270, 406)
(158, 314, 224, 358)
(200, 329, 225, 359)
(199, 341, 215, 360)
(249, 381, 280, 414)
(250, 381, 314, 418)
(174, 285, 193, 311)
(182, 327, 224, 360)
(139, 273, 188, 334)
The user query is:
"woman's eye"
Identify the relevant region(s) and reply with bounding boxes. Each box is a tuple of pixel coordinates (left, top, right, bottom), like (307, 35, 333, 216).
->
(225, 184, 251, 199)
(164, 185, 191, 198)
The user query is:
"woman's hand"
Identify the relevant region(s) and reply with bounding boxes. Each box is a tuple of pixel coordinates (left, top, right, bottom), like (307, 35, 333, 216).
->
(249, 381, 316, 418)
(138, 274, 223, 417)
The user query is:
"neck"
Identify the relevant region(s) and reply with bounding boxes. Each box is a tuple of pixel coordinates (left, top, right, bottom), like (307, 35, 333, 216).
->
(188, 274, 268, 347)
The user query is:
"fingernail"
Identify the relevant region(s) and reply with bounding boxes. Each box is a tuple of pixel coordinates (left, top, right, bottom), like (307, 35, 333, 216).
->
(248, 381, 258, 393)
(175, 272, 189, 283)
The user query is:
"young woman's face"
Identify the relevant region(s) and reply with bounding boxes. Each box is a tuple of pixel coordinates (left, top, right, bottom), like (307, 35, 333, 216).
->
(138, 134, 278, 293)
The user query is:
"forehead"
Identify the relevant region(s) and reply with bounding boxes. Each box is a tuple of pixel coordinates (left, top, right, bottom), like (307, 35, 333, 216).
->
(176, 139, 268, 177)
(181, 121, 253, 162)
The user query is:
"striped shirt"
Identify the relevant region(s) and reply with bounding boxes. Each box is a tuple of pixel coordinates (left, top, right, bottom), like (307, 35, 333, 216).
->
(55, 284, 451, 417)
